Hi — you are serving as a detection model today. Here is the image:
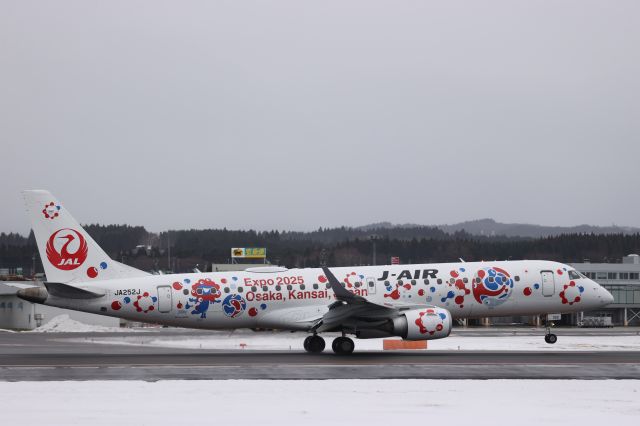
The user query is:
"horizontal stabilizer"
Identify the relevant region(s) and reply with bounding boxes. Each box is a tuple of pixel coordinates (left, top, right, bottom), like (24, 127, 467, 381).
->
(1, 282, 40, 290)
(44, 282, 105, 299)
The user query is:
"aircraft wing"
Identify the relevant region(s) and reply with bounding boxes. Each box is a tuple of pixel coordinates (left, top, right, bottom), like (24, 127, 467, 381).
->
(312, 267, 433, 333)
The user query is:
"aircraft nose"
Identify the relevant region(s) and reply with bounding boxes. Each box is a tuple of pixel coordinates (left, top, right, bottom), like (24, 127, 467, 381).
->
(592, 282, 614, 306)
(602, 286, 614, 305)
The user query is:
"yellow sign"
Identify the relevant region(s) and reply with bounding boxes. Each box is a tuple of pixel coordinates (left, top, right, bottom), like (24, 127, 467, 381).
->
(231, 248, 266, 259)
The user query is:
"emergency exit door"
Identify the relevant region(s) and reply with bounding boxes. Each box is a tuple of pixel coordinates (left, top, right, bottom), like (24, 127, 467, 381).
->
(366, 277, 376, 294)
(541, 271, 555, 296)
(157, 286, 172, 313)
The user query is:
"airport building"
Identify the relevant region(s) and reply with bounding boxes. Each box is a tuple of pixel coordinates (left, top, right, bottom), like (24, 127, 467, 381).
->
(0, 282, 119, 330)
(570, 254, 640, 326)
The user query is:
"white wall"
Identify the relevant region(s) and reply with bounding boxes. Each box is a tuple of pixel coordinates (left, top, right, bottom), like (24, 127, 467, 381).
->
(0, 295, 119, 330)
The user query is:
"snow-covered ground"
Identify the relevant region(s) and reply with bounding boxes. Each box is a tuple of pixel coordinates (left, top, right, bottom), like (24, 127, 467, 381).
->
(88, 330, 640, 352)
(29, 315, 128, 333)
(28, 315, 640, 351)
(0, 380, 638, 425)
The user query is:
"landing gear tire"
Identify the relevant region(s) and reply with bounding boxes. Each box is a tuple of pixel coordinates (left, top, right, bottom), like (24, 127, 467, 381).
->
(303, 336, 312, 352)
(332, 336, 355, 355)
(304, 335, 325, 353)
(544, 333, 557, 344)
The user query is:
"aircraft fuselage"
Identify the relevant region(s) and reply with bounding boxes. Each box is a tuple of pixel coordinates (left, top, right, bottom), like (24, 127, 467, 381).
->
(40, 260, 612, 331)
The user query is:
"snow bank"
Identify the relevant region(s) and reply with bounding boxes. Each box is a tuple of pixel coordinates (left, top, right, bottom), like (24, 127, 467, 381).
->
(0, 380, 638, 425)
(30, 315, 125, 333)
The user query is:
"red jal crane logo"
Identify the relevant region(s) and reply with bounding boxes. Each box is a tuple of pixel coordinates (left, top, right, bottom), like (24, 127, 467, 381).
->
(46, 228, 88, 270)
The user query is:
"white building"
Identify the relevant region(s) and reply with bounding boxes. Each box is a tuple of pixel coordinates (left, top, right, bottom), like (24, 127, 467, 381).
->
(0, 282, 119, 330)
(570, 254, 640, 326)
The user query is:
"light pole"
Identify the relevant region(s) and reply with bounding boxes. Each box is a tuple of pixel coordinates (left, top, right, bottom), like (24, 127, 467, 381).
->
(369, 235, 380, 266)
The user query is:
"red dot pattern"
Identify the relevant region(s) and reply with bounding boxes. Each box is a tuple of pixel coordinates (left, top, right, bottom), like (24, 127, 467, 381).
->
(87, 267, 98, 278)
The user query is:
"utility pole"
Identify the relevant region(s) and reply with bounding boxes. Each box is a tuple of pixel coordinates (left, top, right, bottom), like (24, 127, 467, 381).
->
(370, 235, 380, 266)
(167, 232, 171, 272)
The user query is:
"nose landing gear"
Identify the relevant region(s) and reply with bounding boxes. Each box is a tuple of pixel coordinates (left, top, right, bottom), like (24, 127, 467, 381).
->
(544, 321, 557, 344)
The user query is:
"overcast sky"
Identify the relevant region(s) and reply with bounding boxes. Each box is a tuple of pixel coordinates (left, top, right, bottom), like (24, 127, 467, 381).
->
(1, 1, 639, 235)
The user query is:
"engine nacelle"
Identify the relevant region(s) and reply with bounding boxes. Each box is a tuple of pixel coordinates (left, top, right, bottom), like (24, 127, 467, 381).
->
(392, 307, 452, 340)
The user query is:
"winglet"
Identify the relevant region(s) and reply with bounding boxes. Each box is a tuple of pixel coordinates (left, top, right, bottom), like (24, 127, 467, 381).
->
(321, 267, 367, 304)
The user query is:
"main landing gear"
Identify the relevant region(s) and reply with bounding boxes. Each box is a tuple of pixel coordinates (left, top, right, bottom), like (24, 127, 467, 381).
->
(303, 335, 325, 353)
(303, 335, 355, 355)
(332, 336, 355, 355)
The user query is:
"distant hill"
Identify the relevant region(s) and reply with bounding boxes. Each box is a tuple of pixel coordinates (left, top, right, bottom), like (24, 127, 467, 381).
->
(357, 219, 640, 238)
(437, 218, 640, 238)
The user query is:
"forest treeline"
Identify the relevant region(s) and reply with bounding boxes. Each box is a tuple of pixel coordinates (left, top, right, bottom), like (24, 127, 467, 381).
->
(1, 224, 640, 275)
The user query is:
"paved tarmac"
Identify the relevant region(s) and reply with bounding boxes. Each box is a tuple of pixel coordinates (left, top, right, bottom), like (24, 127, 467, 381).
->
(1, 329, 639, 381)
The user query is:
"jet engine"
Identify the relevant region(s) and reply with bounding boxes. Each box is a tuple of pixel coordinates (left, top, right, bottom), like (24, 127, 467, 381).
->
(356, 307, 452, 340)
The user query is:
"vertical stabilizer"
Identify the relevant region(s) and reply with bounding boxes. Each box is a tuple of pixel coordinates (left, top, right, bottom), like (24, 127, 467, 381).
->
(23, 190, 149, 283)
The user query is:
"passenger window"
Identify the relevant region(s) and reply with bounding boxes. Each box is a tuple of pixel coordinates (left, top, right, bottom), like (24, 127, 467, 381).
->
(411, 280, 416, 286)
(224, 287, 230, 293)
(437, 279, 442, 284)
(262, 286, 268, 292)
(276, 285, 282, 291)
(287, 285, 293, 290)
(237, 287, 243, 293)
(313, 283, 319, 290)
(463, 277, 468, 283)
(251, 286, 257, 292)
(514, 276, 520, 282)
(300, 284, 306, 290)
(423, 279, 430, 285)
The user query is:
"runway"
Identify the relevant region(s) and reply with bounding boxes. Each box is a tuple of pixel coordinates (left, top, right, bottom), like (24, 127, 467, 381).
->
(1, 330, 639, 381)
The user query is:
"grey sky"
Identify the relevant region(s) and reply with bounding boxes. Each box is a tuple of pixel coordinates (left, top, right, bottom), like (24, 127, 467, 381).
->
(1, 1, 639, 235)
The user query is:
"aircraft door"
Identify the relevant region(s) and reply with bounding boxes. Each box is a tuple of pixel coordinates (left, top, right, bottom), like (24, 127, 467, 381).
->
(157, 286, 172, 313)
(366, 277, 376, 294)
(541, 271, 555, 296)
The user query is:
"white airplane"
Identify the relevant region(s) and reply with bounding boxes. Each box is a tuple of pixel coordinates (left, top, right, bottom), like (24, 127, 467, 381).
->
(17, 190, 613, 354)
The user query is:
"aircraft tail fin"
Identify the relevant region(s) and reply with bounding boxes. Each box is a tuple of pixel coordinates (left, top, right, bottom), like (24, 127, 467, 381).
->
(23, 190, 150, 283)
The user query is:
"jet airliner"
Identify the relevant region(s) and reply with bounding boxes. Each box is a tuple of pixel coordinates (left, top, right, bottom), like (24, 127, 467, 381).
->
(17, 190, 613, 354)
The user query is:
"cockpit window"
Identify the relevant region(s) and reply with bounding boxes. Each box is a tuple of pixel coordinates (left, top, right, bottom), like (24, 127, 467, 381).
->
(568, 270, 581, 280)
